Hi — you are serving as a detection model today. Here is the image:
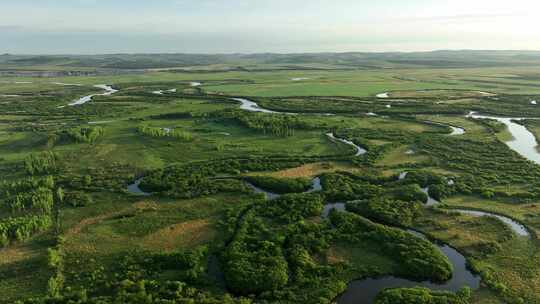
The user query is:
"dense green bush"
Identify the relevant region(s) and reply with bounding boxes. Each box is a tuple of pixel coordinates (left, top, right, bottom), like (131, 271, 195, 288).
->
(24, 152, 58, 175)
(223, 217, 289, 295)
(392, 184, 428, 204)
(321, 172, 384, 201)
(137, 125, 193, 141)
(214, 109, 315, 137)
(245, 176, 313, 194)
(375, 287, 471, 304)
(347, 198, 422, 226)
(260, 193, 324, 223)
(329, 211, 452, 282)
(0, 215, 52, 247)
(64, 191, 93, 207)
(7, 187, 55, 213)
(65, 126, 104, 143)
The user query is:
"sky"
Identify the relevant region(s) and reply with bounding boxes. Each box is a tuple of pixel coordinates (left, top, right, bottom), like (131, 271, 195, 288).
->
(1, 0, 540, 54)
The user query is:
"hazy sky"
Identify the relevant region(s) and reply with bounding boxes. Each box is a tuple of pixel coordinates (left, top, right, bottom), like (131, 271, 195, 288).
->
(2, 0, 540, 54)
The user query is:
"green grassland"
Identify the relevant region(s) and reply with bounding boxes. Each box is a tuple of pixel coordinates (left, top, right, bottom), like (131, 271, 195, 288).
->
(2, 54, 540, 303)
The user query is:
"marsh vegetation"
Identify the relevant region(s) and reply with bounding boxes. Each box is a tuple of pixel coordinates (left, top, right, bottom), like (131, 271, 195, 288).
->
(1, 53, 540, 303)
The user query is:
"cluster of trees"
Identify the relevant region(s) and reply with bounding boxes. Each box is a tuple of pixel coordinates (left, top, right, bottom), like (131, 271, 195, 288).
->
(0, 215, 52, 247)
(7, 187, 54, 213)
(64, 191, 93, 208)
(24, 151, 58, 175)
(245, 176, 313, 194)
(0, 176, 55, 197)
(260, 193, 324, 223)
(347, 198, 422, 227)
(218, 192, 346, 302)
(416, 135, 540, 200)
(148, 111, 202, 120)
(47, 241, 65, 297)
(215, 110, 313, 137)
(392, 184, 428, 203)
(137, 125, 193, 141)
(0, 176, 63, 248)
(329, 211, 453, 282)
(65, 126, 104, 143)
(19, 280, 254, 304)
(141, 174, 249, 199)
(1, 176, 56, 213)
(141, 247, 208, 283)
(321, 172, 384, 201)
(375, 287, 471, 304)
(223, 216, 290, 295)
(139, 157, 314, 197)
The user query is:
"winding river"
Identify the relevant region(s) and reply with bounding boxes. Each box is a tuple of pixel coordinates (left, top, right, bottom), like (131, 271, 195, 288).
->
(425, 121, 465, 136)
(68, 84, 118, 106)
(231, 97, 466, 136)
(328, 170, 531, 303)
(468, 112, 540, 165)
(326, 133, 367, 156)
(244, 177, 322, 200)
(123, 92, 537, 302)
(231, 98, 289, 114)
(401, 172, 530, 238)
(337, 230, 480, 304)
(245, 177, 481, 304)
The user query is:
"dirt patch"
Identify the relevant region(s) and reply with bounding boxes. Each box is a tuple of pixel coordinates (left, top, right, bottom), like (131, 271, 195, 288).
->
(0, 244, 40, 265)
(249, 162, 359, 178)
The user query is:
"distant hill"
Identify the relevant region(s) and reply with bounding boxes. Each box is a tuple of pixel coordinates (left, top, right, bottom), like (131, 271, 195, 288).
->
(2, 50, 540, 70)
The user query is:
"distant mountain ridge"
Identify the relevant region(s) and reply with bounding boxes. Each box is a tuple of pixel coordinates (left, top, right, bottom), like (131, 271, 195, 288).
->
(2, 50, 540, 70)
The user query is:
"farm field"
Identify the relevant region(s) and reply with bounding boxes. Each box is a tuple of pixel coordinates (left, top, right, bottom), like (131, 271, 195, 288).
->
(2, 52, 540, 304)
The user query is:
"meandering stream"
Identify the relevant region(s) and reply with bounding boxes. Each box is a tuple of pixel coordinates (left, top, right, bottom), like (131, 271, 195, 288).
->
(400, 172, 530, 238)
(336, 229, 480, 304)
(231, 97, 466, 136)
(122, 92, 537, 302)
(68, 84, 118, 106)
(244, 177, 481, 304)
(326, 133, 367, 156)
(468, 112, 540, 165)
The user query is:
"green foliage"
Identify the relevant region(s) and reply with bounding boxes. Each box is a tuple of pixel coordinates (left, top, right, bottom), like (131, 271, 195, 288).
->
(24, 152, 58, 175)
(65, 126, 104, 143)
(64, 191, 93, 208)
(375, 287, 471, 304)
(392, 184, 428, 204)
(223, 217, 289, 295)
(321, 172, 384, 201)
(0, 215, 52, 247)
(329, 211, 453, 282)
(347, 198, 422, 226)
(144, 247, 209, 282)
(47, 246, 65, 297)
(245, 176, 313, 194)
(137, 125, 193, 141)
(18, 280, 253, 304)
(260, 193, 324, 223)
(3, 178, 55, 213)
(215, 109, 314, 137)
(140, 157, 312, 197)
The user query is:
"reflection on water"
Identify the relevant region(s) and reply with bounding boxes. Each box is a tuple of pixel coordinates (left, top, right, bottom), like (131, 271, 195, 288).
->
(453, 209, 529, 237)
(69, 84, 118, 106)
(326, 133, 367, 156)
(126, 178, 151, 196)
(468, 112, 540, 165)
